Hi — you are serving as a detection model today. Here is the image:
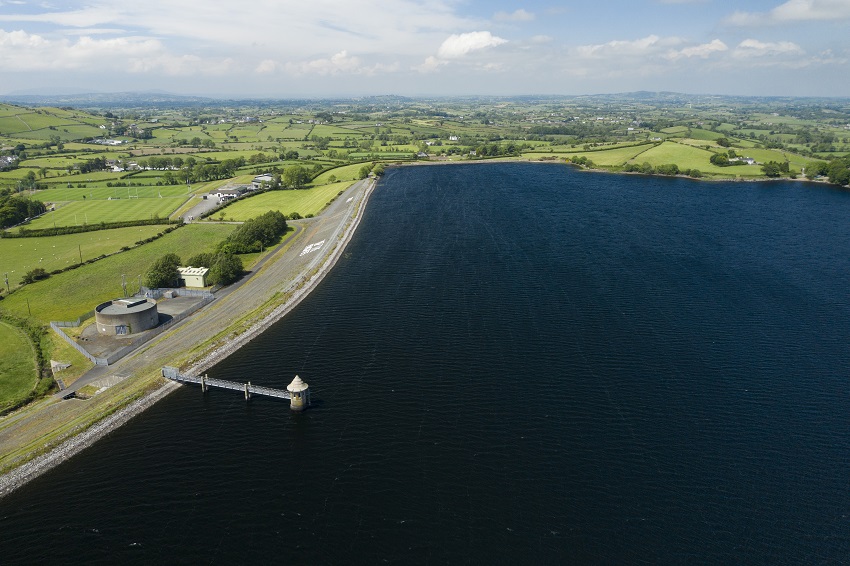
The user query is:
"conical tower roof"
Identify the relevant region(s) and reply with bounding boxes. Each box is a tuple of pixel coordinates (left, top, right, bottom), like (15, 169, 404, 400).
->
(287, 375, 309, 392)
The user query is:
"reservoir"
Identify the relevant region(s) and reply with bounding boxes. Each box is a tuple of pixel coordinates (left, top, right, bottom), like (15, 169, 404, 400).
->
(1, 163, 848, 563)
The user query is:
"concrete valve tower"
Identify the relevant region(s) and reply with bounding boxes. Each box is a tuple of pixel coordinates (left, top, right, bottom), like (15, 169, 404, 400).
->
(287, 375, 311, 411)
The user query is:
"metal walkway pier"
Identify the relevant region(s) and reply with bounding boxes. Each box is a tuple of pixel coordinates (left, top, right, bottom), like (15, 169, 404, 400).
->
(161, 366, 291, 401)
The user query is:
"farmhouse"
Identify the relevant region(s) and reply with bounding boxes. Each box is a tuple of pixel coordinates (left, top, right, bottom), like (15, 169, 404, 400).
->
(212, 187, 244, 201)
(177, 266, 209, 288)
(252, 173, 275, 190)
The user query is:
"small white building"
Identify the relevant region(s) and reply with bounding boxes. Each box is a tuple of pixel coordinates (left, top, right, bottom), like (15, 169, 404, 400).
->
(212, 187, 244, 201)
(252, 174, 275, 190)
(177, 266, 209, 288)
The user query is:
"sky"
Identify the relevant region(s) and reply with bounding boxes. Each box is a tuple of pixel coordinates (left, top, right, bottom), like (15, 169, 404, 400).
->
(0, 0, 848, 98)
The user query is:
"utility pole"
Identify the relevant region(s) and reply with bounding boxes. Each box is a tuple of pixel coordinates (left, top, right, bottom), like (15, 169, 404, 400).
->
(4, 273, 9, 294)
(78, 244, 83, 265)
(26, 298, 31, 316)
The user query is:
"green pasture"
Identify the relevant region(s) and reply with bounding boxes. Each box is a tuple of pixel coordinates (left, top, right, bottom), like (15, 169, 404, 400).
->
(0, 223, 236, 322)
(34, 185, 189, 202)
(0, 115, 34, 135)
(222, 181, 354, 220)
(313, 163, 371, 184)
(627, 142, 760, 176)
(688, 128, 726, 141)
(0, 104, 22, 117)
(311, 124, 368, 139)
(0, 321, 37, 413)
(0, 225, 165, 287)
(738, 148, 809, 170)
(349, 152, 414, 159)
(555, 144, 657, 167)
(24, 197, 186, 229)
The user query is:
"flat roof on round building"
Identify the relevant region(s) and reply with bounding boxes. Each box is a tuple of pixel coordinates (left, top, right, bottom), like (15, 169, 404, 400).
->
(98, 298, 157, 316)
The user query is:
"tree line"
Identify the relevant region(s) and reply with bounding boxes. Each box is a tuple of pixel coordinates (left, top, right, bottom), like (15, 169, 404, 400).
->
(0, 190, 46, 229)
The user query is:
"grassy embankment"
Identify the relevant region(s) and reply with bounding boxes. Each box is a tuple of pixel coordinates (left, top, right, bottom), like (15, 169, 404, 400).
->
(0, 321, 37, 413)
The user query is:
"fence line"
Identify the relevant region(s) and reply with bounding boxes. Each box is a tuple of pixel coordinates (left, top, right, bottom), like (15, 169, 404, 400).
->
(50, 293, 215, 367)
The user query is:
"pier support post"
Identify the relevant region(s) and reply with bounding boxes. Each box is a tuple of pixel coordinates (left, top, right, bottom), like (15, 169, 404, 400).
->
(245, 382, 251, 401)
(201, 374, 207, 393)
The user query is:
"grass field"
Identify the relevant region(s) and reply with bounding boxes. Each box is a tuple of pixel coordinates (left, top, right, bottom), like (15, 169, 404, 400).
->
(222, 181, 354, 220)
(312, 163, 371, 184)
(0, 226, 166, 287)
(626, 142, 761, 176)
(34, 185, 191, 202)
(24, 197, 187, 229)
(0, 223, 236, 322)
(559, 144, 658, 167)
(0, 321, 37, 413)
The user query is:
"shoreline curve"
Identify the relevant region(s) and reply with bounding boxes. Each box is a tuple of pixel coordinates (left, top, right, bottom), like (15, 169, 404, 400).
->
(0, 178, 377, 499)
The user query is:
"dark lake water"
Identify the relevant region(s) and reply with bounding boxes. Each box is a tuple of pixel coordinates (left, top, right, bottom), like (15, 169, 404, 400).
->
(2, 163, 849, 564)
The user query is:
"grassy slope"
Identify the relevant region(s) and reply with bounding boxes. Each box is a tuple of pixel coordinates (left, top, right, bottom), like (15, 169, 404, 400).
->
(0, 321, 37, 412)
(627, 142, 761, 176)
(0, 225, 165, 287)
(222, 182, 353, 220)
(0, 223, 236, 322)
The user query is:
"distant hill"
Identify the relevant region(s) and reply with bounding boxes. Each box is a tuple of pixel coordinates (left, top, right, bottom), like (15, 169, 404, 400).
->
(0, 91, 215, 108)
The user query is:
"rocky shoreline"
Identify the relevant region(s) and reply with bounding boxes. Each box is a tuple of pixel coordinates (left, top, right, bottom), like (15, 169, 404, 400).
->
(0, 178, 376, 499)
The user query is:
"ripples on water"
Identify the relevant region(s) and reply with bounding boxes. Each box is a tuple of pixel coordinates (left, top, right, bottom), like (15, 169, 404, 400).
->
(2, 163, 849, 564)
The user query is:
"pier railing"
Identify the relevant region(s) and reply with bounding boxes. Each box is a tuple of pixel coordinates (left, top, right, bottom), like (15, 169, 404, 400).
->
(161, 366, 291, 400)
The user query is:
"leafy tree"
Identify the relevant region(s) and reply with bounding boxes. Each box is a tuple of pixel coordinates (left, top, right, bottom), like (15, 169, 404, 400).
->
(656, 163, 680, 176)
(372, 163, 385, 176)
(186, 252, 214, 267)
(827, 157, 850, 186)
(710, 153, 730, 167)
(207, 253, 243, 286)
(358, 165, 371, 179)
(282, 165, 310, 188)
(144, 253, 182, 288)
(716, 137, 732, 147)
(761, 161, 783, 177)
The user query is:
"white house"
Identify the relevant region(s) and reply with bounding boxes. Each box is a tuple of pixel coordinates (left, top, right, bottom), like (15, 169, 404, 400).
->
(252, 174, 275, 190)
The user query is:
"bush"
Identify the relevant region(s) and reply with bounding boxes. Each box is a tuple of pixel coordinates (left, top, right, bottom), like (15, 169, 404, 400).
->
(21, 268, 49, 285)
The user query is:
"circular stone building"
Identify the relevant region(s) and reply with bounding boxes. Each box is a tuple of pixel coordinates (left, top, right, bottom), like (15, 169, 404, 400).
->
(94, 298, 159, 336)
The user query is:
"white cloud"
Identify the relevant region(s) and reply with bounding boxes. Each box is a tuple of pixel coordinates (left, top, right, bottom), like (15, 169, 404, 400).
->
(733, 39, 804, 57)
(577, 35, 674, 58)
(0, 28, 235, 75)
(726, 0, 850, 25)
(493, 9, 535, 22)
(414, 55, 447, 73)
(437, 31, 508, 59)
(283, 51, 398, 76)
(530, 35, 553, 44)
(666, 39, 728, 60)
(255, 59, 278, 74)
